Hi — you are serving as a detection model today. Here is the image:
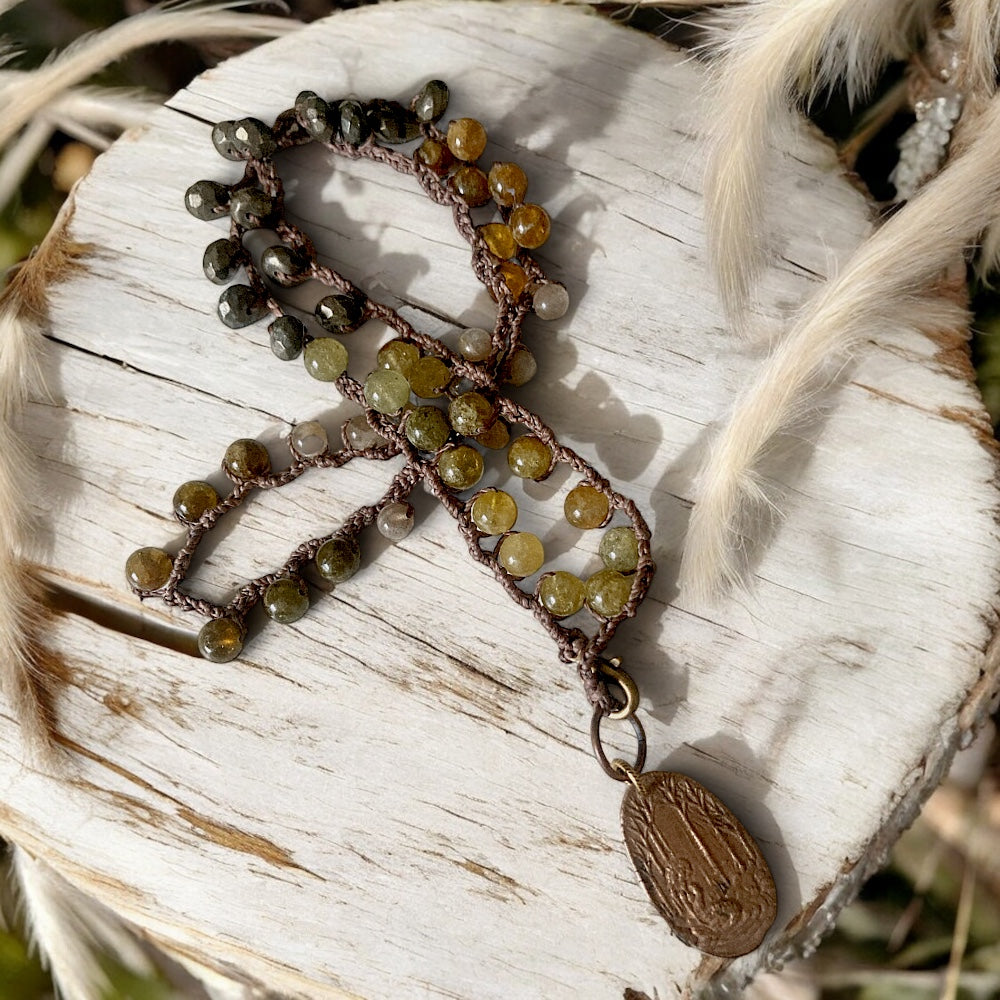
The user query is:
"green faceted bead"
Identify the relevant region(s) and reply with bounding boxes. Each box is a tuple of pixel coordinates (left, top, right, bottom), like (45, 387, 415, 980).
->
(260, 245, 310, 285)
(315, 293, 364, 332)
(203, 238, 246, 284)
(217, 285, 267, 329)
(537, 571, 586, 618)
(339, 100, 370, 146)
(405, 405, 451, 451)
(269, 315, 306, 361)
(184, 180, 229, 220)
(303, 337, 349, 381)
(223, 438, 271, 479)
(263, 577, 310, 624)
(377, 339, 420, 376)
(413, 79, 449, 123)
(230, 188, 278, 229)
(507, 435, 552, 480)
(448, 391, 495, 436)
(585, 569, 632, 618)
(316, 535, 361, 582)
(497, 532, 545, 579)
(198, 617, 244, 662)
(477, 419, 510, 450)
(364, 369, 410, 414)
(172, 480, 219, 522)
(564, 484, 609, 529)
(469, 489, 517, 535)
(599, 526, 640, 574)
(437, 445, 484, 490)
(125, 547, 173, 590)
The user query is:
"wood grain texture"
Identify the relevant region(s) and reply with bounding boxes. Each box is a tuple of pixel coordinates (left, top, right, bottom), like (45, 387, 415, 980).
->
(1, 3, 998, 998)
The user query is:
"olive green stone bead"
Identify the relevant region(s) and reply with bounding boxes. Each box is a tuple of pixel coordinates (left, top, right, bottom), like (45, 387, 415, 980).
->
(507, 435, 551, 480)
(229, 187, 278, 229)
(303, 337, 349, 381)
(469, 489, 517, 535)
(405, 404, 451, 451)
(315, 293, 364, 332)
(295, 91, 335, 141)
(339, 100, 371, 146)
(377, 339, 420, 376)
(364, 369, 410, 414)
(260, 245, 310, 285)
(217, 284, 267, 329)
(413, 79, 449, 123)
(600, 526, 640, 574)
(448, 391, 495, 436)
(203, 238, 246, 284)
(497, 532, 545, 579)
(585, 569, 632, 618)
(198, 617, 244, 662)
(476, 419, 510, 450)
(223, 438, 271, 479)
(172, 480, 219, 522)
(504, 347, 537, 387)
(125, 547, 173, 590)
(268, 315, 306, 361)
(537, 571, 586, 618)
(315, 535, 361, 583)
(408, 356, 451, 398)
(564, 484, 609, 529)
(437, 445, 484, 490)
(184, 180, 229, 220)
(368, 100, 421, 144)
(263, 577, 310, 624)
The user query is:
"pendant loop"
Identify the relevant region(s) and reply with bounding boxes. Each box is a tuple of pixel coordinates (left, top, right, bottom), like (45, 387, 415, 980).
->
(590, 705, 646, 781)
(596, 656, 640, 721)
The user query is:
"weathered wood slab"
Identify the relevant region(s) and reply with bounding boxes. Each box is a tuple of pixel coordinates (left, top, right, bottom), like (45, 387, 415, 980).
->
(2, 2, 999, 998)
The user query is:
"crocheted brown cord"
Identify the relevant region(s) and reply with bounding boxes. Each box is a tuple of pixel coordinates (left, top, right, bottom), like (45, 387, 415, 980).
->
(128, 84, 654, 715)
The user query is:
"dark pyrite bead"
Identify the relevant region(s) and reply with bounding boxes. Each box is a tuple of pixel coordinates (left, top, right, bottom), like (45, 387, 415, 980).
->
(295, 91, 335, 141)
(368, 100, 421, 144)
(184, 180, 230, 220)
(268, 315, 306, 360)
(338, 100, 370, 147)
(218, 284, 268, 328)
(260, 244, 310, 285)
(315, 293, 364, 332)
(230, 117, 277, 158)
(229, 188, 279, 229)
(413, 79, 449, 123)
(211, 120, 241, 159)
(202, 238, 246, 284)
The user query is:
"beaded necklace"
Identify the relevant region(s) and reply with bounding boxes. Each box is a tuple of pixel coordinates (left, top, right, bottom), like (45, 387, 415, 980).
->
(125, 80, 777, 959)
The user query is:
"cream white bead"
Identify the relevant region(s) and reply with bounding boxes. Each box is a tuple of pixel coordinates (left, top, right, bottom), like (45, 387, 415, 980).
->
(377, 502, 415, 541)
(532, 283, 569, 321)
(458, 327, 492, 361)
(290, 420, 328, 458)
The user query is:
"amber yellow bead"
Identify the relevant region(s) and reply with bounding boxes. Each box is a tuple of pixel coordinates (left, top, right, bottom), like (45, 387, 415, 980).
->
(564, 484, 609, 529)
(408, 355, 451, 398)
(509, 203, 551, 249)
(125, 547, 173, 590)
(198, 617, 244, 663)
(488, 161, 528, 207)
(476, 418, 510, 450)
(414, 137, 454, 176)
(495, 261, 528, 300)
(479, 223, 517, 260)
(507, 435, 551, 480)
(600, 526, 640, 573)
(450, 165, 491, 207)
(585, 569, 632, 618)
(497, 532, 545, 579)
(172, 480, 219, 522)
(224, 438, 270, 479)
(537, 571, 586, 618)
(437, 444, 484, 490)
(469, 488, 517, 535)
(377, 339, 420, 376)
(448, 391, 495, 436)
(446, 118, 487, 161)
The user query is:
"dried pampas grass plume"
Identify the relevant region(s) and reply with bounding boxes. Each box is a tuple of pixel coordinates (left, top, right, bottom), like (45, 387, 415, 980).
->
(702, 0, 939, 326)
(0, 191, 88, 759)
(10, 845, 158, 1000)
(681, 83, 1000, 600)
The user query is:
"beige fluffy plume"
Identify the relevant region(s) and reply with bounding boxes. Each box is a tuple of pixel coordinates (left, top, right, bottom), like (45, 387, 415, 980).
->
(703, 0, 939, 327)
(0, 192, 87, 758)
(680, 83, 1000, 600)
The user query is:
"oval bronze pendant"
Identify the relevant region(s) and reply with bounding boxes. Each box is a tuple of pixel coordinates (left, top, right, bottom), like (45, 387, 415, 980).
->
(620, 770, 777, 957)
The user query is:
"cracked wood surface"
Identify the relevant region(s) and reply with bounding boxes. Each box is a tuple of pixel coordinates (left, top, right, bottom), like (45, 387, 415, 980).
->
(2, 2, 999, 998)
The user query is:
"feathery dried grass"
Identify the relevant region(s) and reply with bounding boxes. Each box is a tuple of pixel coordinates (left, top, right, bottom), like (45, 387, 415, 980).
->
(11, 845, 157, 1000)
(702, 0, 939, 327)
(680, 83, 1000, 599)
(0, 191, 88, 758)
